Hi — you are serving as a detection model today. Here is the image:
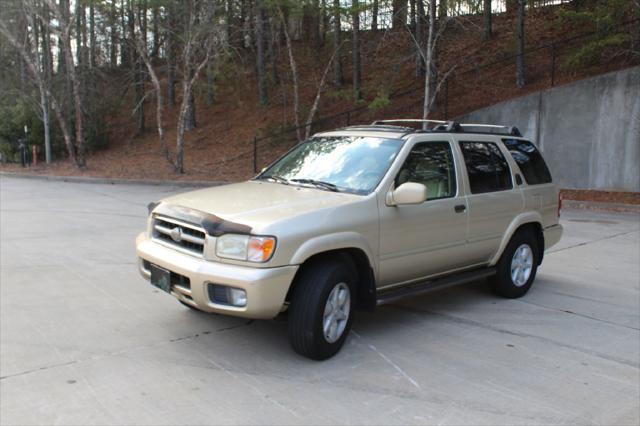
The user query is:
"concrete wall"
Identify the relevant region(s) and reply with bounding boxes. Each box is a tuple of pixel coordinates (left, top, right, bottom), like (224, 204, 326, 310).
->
(458, 67, 640, 191)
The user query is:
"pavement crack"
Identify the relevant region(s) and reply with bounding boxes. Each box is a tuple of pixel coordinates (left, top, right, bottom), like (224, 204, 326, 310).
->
(388, 304, 640, 369)
(0, 360, 78, 381)
(547, 229, 640, 254)
(516, 299, 640, 331)
(216, 319, 254, 332)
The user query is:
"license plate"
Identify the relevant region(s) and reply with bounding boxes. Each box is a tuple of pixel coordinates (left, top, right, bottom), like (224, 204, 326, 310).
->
(150, 264, 171, 293)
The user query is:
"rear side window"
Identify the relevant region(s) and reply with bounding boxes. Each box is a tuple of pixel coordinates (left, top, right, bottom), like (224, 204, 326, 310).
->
(459, 141, 513, 194)
(503, 139, 552, 185)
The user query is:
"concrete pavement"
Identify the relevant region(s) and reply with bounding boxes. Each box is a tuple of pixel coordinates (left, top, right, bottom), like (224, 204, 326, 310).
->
(1, 177, 638, 425)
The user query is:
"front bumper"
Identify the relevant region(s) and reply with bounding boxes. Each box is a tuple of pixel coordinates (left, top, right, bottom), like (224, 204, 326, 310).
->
(136, 233, 298, 319)
(544, 224, 563, 250)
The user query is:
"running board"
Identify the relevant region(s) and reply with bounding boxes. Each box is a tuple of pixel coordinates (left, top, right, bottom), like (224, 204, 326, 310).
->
(376, 267, 496, 306)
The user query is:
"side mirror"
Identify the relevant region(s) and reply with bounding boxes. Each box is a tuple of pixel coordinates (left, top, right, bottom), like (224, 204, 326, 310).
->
(386, 182, 428, 206)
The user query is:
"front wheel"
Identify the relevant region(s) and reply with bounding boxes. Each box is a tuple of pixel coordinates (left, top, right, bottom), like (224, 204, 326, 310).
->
(287, 258, 356, 360)
(492, 229, 539, 298)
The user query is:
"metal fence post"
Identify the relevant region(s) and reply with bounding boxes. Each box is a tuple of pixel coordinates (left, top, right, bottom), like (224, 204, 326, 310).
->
(252, 137, 258, 173)
(346, 111, 351, 126)
(550, 43, 556, 87)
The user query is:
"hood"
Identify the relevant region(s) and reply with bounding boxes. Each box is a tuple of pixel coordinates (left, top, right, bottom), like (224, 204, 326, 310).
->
(159, 181, 361, 231)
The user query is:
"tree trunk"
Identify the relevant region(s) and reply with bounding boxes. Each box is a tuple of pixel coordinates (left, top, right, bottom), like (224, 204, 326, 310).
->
(352, 0, 362, 101)
(332, 0, 343, 86)
(371, 0, 378, 31)
(305, 43, 343, 139)
(89, 1, 96, 68)
(392, 0, 407, 30)
(483, 0, 492, 40)
(152, 4, 159, 58)
(256, 0, 268, 106)
(120, 0, 127, 66)
(167, 1, 175, 108)
(226, 0, 234, 44)
(516, 0, 525, 88)
(40, 13, 53, 163)
(184, 68, 196, 131)
(410, 0, 416, 30)
(415, 0, 425, 76)
(278, 7, 301, 142)
(312, 0, 321, 48)
(438, 0, 447, 18)
(110, 0, 118, 67)
(206, 59, 215, 107)
(428, 0, 437, 99)
(175, 53, 211, 173)
(422, 0, 436, 127)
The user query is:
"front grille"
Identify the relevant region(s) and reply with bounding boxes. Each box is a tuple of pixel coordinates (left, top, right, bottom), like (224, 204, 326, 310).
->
(152, 216, 206, 256)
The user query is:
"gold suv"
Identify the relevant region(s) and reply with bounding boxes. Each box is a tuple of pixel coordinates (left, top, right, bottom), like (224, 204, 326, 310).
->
(136, 120, 563, 360)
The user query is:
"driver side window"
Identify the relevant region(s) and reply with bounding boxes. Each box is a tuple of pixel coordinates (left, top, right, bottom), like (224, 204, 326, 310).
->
(395, 142, 457, 200)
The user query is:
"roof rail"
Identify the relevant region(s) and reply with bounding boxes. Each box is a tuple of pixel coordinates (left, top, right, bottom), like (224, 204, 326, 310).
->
(457, 123, 522, 137)
(371, 119, 448, 127)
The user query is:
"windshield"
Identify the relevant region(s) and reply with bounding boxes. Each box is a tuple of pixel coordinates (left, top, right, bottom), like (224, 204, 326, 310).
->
(257, 136, 404, 194)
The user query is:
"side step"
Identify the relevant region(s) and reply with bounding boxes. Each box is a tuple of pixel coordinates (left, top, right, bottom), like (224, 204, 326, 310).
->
(376, 267, 496, 306)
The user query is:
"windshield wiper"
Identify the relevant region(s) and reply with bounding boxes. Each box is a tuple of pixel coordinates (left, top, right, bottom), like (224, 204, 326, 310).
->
(290, 178, 339, 192)
(258, 174, 290, 185)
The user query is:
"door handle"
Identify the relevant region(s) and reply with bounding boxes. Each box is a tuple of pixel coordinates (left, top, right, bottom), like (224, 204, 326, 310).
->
(454, 204, 466, 213)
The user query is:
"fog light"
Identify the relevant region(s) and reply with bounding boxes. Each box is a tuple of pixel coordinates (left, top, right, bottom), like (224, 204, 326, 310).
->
(227, 288, 247, 307)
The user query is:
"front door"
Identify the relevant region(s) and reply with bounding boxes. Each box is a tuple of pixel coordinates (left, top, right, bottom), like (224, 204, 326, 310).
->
(378, 139, 469, 288)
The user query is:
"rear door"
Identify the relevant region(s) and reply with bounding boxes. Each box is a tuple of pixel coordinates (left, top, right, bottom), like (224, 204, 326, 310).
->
(457, 137, 524, 264)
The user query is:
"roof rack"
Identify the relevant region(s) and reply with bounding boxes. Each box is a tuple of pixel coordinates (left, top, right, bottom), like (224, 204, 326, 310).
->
(371, 119, 448, 126)
(457, 123, 522, 137)
(335, 119, 522, 137)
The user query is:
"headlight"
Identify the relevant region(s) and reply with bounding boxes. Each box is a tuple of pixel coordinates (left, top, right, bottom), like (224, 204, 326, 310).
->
(216, 234, 276, 262)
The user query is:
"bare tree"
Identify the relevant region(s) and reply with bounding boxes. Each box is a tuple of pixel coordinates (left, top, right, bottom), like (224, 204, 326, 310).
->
(0, 7, 75, 165)
(278, 6, 302, 142)
(132, 9, 172, 168)
(304, 42, 344, 139)
(174, 0, 216, 173)
(46, 0, 87, 167)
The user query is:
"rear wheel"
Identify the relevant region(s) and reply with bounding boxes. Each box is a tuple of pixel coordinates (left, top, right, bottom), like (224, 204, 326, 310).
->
(287, 258, 356, 360)
(492, 229, 539, 298)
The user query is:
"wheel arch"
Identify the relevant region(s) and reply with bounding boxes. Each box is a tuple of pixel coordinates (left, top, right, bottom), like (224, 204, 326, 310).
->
(287, 237, 377, 312)
(489, 213, 545, 266)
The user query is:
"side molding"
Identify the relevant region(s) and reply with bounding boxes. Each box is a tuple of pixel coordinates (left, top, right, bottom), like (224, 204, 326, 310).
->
(488, 211, 543, 266)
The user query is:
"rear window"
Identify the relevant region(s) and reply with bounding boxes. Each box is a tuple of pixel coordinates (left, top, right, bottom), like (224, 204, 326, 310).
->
(503, 139, 552, 185)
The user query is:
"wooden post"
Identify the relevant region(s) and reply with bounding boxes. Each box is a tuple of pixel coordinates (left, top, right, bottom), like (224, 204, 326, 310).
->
(346, 110, 351, 126)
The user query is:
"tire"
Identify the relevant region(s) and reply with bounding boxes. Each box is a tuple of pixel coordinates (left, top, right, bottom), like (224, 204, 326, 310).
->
(492, 229, 540, 299)
(287, 257, 357, 360)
